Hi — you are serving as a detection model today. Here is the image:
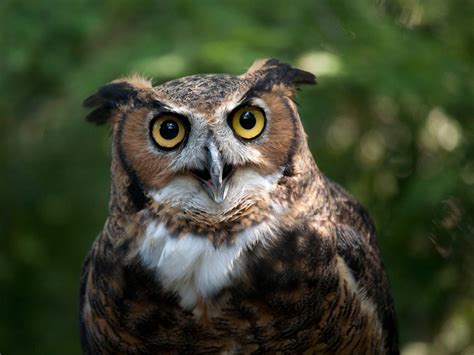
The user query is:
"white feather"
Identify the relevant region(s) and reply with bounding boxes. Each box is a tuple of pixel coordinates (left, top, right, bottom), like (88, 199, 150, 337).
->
(151, 168, 281, 214)
(139, 219, 278, 309)
(140, 169, 282, 309)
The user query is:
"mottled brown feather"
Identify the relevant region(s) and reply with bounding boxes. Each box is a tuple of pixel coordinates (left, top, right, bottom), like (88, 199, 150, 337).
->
(80, 59, 398, 354)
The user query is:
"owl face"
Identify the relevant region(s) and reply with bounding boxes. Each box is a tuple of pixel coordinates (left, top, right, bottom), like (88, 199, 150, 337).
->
(85, 59, 316, 219)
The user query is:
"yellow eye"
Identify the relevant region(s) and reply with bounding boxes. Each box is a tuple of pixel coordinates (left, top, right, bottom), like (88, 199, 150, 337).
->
(230, 106, 266, 140)
(151, 115, 187, 149)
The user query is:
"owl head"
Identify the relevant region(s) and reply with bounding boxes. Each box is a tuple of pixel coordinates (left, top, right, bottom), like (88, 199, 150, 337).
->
(85, 59, 316, 238)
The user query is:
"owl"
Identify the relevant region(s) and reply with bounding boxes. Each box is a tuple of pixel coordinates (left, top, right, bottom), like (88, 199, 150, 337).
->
(80, 59, 399, 354)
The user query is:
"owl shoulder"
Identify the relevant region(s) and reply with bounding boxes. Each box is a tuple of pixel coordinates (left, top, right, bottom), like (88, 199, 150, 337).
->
(311, 178, 400, 354)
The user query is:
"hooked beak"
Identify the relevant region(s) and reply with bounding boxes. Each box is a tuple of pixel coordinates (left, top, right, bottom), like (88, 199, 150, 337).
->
(191, 139, 233, 204)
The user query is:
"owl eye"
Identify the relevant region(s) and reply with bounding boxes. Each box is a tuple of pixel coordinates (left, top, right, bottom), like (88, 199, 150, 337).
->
(229, 105, 266, 140)
(151, 114, 187, 150)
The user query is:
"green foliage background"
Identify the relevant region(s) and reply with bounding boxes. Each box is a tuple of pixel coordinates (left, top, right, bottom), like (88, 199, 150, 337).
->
(1, 1, 473, 354)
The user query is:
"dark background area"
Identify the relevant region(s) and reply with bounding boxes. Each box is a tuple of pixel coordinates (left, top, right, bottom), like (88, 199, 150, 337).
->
(1, 1, 473, 354)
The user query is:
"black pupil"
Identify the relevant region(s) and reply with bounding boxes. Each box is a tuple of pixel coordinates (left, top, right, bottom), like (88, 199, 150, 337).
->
(240, 111, 256, 130)
(160, 119, 179, 140)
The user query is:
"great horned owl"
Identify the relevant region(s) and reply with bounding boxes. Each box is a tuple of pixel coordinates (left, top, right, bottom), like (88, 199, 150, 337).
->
(80, 59, 399, 354)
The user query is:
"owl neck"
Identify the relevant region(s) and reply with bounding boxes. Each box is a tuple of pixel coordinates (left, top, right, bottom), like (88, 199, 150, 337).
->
(274, 141, 329, 221)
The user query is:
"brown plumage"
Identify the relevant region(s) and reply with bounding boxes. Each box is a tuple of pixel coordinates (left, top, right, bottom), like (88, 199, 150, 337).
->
(80, 59, 399, 354)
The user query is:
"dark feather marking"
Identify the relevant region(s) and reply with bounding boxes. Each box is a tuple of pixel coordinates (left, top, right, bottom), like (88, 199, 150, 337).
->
(242, 58, 316, 101)
(262, 58, 317, 87)
(116, 112, 150, 211)
(83, 82, 138, 125)
(280, 96, 300, 177)
(83, 81, 163, 125)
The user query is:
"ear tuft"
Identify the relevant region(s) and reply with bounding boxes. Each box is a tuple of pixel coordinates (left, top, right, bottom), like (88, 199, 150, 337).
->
(244, 58, 316, 96)
(245, 58, 272, 74)
(83, 75, 152, 125)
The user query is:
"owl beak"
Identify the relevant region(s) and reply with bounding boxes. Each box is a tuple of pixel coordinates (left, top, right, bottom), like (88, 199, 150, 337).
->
(205, 140, 230, 204)
(191, 140, 232, 204)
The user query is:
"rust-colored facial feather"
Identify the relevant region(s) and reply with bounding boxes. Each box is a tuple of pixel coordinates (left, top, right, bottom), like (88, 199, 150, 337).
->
(119, 107, 178, 189)
(84, 59, 316, 212)
(118, 89, 300, 181)
(255, 92, 300, 172)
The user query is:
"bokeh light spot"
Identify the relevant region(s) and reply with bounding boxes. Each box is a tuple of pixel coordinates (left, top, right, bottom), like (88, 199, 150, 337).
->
(296, 51, 342, 77)
(419, 107, 462, 152)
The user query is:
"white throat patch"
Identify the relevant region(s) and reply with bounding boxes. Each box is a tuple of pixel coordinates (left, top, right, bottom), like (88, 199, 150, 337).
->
(139, 220, 277, 309)
(140, 168, 283, 309)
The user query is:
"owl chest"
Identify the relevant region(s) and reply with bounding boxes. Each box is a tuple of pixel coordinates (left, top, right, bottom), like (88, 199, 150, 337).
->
(138, 220, 274, 310)
(214, 255, 384, 354)
(83, 227, 383, 354)
(133, 241, 381, 354)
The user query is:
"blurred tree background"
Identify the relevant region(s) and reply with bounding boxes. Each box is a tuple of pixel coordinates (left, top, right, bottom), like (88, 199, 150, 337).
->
(1, 0, 473, 353)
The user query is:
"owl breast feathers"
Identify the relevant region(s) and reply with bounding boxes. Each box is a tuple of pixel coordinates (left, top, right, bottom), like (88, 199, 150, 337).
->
(80, 59, 399, 354)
